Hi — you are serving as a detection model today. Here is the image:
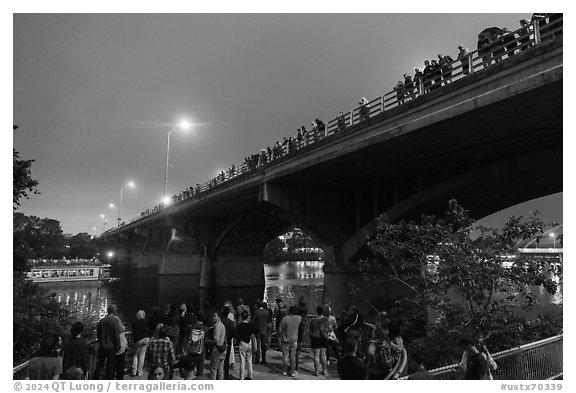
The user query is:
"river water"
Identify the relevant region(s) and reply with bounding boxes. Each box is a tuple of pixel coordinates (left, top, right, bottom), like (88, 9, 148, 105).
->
(42, 260, 561, 333)
(43, 261, 325, 331)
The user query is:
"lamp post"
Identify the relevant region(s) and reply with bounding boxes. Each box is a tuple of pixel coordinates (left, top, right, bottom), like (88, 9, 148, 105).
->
(92, 227, 97, 238)
(107, 251, 114, 265)
(550, 233, 556, 248)
(103, 203, 114, 231)
(164, 120, 192, 201)
(118, 181, 135, 227)
(100, 214, 106, 233)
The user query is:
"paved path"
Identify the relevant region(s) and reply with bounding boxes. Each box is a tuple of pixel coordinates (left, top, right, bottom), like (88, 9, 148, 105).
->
(127, 348, 339, 380)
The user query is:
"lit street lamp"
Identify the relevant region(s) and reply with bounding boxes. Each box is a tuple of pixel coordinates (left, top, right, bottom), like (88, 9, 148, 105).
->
(118, 181, 135, 227)
(100, 214, 106, 233)
(164, 120, 192, 201)
(549, 233, 556, 248)
(92, 227, 97, 238)
(107, 251, 114, 264)
(103, 203, 114, 231)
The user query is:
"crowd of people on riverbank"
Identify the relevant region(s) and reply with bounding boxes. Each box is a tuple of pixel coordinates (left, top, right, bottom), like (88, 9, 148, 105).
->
(26, 294, 497, 381)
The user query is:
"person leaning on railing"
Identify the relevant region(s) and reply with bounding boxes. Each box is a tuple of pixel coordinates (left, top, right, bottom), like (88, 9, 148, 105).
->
(358, 97, 370, 122)
(457, 44, 470, 76)
(28, 335, 63, 380)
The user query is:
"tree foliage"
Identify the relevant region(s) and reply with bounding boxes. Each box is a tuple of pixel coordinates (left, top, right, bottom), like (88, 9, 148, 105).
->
(13, 148, 39, 210)
(67, 232, 99, 259)
(358, 200, 562, 367)
(13, 212, 66, 271)
(13, 273, 70, 366)
(285, 228, 317, 252)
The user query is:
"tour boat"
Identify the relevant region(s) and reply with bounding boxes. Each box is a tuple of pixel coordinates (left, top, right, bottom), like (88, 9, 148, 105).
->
(25, 264, 111, 283)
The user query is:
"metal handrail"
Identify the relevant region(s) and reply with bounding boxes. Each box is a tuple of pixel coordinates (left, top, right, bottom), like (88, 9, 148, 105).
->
(402, 333, 563, 380)
(105, 15, 562, 233)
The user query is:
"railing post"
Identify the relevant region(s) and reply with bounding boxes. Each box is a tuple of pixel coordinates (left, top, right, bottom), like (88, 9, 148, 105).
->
(533, 19, 541, 44)
(467, 53, 474, 74)
(349, 109, 354, 126)
(418, 79, 424, 95)
(381, 95, 385, 112)
(515, 350, 526, 379)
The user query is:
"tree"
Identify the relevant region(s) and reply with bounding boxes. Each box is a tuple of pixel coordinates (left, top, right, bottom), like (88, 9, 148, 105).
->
(13, 213, 66, 269)
(285, 228, 316, 252)
(13, 148, 39, 210)
(357, 200, 561, 367)
(68, 232, 99, 259)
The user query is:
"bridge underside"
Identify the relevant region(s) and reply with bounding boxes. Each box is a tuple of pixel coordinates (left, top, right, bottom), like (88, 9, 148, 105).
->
(104, 41, 562, 312)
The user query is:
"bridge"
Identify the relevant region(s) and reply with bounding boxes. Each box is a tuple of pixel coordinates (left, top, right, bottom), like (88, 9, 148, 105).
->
(103, 18, 562, 310)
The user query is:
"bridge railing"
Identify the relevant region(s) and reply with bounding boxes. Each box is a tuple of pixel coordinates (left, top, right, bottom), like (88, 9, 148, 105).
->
(409, 334, 563, 380)
(110, 14, 561, 232)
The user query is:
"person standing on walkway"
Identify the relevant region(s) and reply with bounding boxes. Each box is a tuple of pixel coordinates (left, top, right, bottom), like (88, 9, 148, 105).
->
(280, 306, 302, 377)
(184, 312, 209, 378)
(236, 310, 257, 380)
(220, 306, 236, 380)
(252, 299, 269, 364)
(273, 298, 287, 349)
(295, 295, 308, 373)
(208, 311, 227, 380)
(94, 305, 121, 380)
(62, 322, 89, 379)
(337, 337, 367, 380)
(131, 310, 149, 377)
(324, 306, 340, 362)
(29, 335, 63, 380)
(115, 321, 128, 380)
(146, 325, 175, 380)
(459, 337, 490, 380)
(309, 305, 329, 376)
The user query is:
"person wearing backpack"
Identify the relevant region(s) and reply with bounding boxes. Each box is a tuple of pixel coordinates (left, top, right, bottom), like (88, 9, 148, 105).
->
(185, 312, 209, 378)
(365, 316, 394, 379)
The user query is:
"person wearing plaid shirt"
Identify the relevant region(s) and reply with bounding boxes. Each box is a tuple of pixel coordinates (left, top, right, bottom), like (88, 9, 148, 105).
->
(146, 326, 175, 379)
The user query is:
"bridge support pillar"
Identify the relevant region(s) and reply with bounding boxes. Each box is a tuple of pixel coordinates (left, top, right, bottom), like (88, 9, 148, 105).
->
(158, 253, 203, 275)
(129, 250, 163, 269)
(199, 257, 265, 288)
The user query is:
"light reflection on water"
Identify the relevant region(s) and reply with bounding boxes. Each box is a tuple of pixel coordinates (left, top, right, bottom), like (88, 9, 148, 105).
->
(39, 261, 325, 331)
(39, 260, 560, 331)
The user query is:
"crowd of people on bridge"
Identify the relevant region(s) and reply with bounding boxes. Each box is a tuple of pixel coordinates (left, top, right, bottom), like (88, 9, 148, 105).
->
(391, 13, 561, 105)
(118, 13, 562, 238)
(27, 293, 498, 381)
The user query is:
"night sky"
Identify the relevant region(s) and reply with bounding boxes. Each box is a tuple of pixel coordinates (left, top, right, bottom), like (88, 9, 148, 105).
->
(12, 12, 562, 240)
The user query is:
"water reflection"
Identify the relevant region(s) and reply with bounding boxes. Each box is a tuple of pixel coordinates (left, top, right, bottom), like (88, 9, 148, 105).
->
(39, 260, 559, 330)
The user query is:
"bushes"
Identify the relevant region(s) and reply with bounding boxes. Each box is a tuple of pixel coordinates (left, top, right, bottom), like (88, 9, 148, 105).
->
(13, 273, 70, 366)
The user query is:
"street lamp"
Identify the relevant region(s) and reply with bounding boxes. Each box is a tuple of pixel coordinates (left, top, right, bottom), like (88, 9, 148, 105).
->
(100, 214, 106, 233)
(92, 227, 97, 238)
(549, 233, 556, 248)
(164, 120, 192, 201)
(103, 203, 114, 231)
(107, 251, 114, 265)
(118, 181, 135, 227)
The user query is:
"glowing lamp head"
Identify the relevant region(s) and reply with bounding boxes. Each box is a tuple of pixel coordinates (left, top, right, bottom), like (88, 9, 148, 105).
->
(127, 181, 135, 188)
(100, 214, 105, 219)
(163, 197, 171, 205)
(109, 203, 114, 208)
(107, 251, 114, 258)
(179, 119, 192, 131)
(549, 233, 555, 238)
